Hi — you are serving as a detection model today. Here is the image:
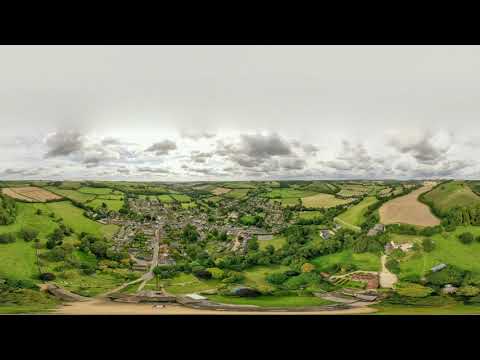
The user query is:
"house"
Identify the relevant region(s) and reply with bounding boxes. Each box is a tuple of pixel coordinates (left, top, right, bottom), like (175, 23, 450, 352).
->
(367, 223, 385, 237)
(320, 229, 332, 240)
(442, 284, 458, 295)
(431, 263, 447, 272)
(385, 241, 414, 253)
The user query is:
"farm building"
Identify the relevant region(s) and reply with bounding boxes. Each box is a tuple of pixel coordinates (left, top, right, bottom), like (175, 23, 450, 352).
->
(385, 241, 414, 253)
(367, 223, 385, 237)
(431, 263, 447, 272)
(441, 284, 458, 295)
(320, 229, 333, 240)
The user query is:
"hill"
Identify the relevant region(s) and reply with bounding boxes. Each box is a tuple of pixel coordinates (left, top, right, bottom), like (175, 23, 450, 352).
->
(422, 181, 480, 215)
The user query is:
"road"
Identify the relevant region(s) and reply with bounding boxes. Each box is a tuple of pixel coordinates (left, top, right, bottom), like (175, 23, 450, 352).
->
(379, 254, 398, 288)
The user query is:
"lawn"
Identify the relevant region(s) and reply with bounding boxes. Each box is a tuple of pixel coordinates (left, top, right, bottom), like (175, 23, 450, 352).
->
(398, 226, 480, 281)
(422, 181, 480, 214)
(258, 236, 286, 250)
(337, 196, 378, 227)
(302, 193, 352, 209)
(207, 294, 333, 308)
(311, 249, 381, 272)
(150, 273, 221, 294)
(241, 265, 289, 291)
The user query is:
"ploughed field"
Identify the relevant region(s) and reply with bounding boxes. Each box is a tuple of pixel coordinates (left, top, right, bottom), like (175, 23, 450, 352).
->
(379, 182, 440, 227)
(1, 187, 62, 203)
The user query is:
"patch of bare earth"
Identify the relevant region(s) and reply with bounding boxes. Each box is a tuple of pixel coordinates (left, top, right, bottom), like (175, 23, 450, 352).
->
(379, 182, 440, 227)
(52, 298, 377, 315)
(211, 187, 232, 196)
(1, 187, 63, 202)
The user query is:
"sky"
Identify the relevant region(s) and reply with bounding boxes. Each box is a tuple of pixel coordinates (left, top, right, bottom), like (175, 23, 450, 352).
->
(1, 45, 480, 181)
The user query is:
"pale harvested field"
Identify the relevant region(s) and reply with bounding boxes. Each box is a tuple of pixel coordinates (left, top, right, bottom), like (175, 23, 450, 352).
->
(379, 182, 440, 227)
(302, 193, 353, 208)
(52, 298, 377, 315)
(1, 187, 63, 202)
(211, 187, 232, 196)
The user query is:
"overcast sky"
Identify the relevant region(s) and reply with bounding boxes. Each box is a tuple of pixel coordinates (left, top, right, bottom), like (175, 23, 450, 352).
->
(1, 45, 480, 181)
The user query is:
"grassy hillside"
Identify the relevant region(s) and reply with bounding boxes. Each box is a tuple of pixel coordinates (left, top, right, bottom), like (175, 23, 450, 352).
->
(399, 226, 480, 282)
(311, 250, 381, 272)
(337, 196, 378, 227)
(422, 181, 480, 214)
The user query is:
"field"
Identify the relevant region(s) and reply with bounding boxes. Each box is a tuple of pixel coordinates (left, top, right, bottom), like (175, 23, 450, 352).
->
(157, 194, 174, 203)
(170, 194, 192, 203)
(207, 295, 333, 308)
(45, 187, 96, 203)
(311, 249, 381, 272)
(271, 198, 301, 207)
(337, 196, 378, 227)
(211, 187, 232, 196)
(224, 188, 250, 199)
(258, 235, 286, 250)
(379, 182, 440, 227)
(422, 181, 480, 214)
(265, 188, 316, 199)
(87, 199, 124, 212)
(78, 187, 121, 195)
(398, 226, 480, 281)
(302, 193, 352, 208)
(1, 187, 62, 202)
(297, 211, 323, 220)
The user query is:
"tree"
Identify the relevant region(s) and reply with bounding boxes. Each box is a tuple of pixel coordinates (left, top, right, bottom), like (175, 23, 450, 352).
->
(266, 272, 288, 285)
(20, 227, 39, 242)
(181, 224, 200, 242)
(0, 233, 16, 244)
(459, 232, 474, 244)
(422, 238, 435, 252)
(301, 263, 315, 273)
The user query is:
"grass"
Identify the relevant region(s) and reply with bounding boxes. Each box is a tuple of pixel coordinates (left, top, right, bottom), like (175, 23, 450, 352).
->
(78, 186, 118, 195)
(170, 194, 192, 203)
(87, 198, 124, 212)
(54, 271, 126, 297)
(423, 181, 480, 214)
(337, 196, 378, 227)
(241, 265, 289, 290)
(258, 236, 286, 250)
(271, 198, 301, 207)
(311, 249, 381, 272)
(45, 187, 96, 203)
(389, 233, 424, 244)
(207, 294, 333, 308)
(265, 188, 316, 199)
(297, 211, 323, 220)
(0, 304, 58, 314)
(157, 194, 174, 203)
(302, 193, 352, 208)
(153, 273, 221, 294)
(181, 202, 197, 209)
(373, 303, 480, 315)
(398, 226, 480, 281)
(45, 201, 118, 239)
(224, 188, 250, 199)
(334, 217, 361, 232)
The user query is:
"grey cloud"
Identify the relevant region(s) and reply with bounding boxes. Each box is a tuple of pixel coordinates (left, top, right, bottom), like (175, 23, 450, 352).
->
(137, 166, 170, 174)
(44, 131, 84, 158)
(146, 140, 177, 156)
(181, 131, 216, 140)
(190, 151, 212, 164)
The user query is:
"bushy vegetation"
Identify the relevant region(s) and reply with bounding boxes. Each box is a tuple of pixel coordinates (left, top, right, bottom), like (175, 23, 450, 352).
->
(0, 194, 16, 225)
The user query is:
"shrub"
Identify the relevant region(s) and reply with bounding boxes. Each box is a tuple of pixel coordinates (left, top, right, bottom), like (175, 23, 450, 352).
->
(459, 232, 474, 244)
(39, 272, 56, 281)
(456, 286, 480, 297)
(266, 272, 288, 285)
(193, 269, 213, 280)
(0, 233, 16, 244)
(401, 274, 422, 283)
(207, 267, 226, 280)
(301, 263, 315, 273)
(385, 259, 400, 274)
(20, 227, 39, 242)
(426, 266, 465, 287)
(422, 238, 435, 252)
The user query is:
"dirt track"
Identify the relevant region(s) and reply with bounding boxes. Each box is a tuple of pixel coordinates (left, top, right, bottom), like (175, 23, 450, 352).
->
(379, 182, 440, 227)
(52, 298, 378, 315)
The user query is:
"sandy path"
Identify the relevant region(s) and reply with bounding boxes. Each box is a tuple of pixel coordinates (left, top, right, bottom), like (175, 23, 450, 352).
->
(379, 255, 397, 288)
(52, 298, 378, 315)
(379, 182, 440, 227)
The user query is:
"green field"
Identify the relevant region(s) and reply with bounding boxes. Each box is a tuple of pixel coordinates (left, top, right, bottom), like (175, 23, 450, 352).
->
(337, 196, 378, 227)
(297, 211, 323, 220)
(45, 187, 96, 203)
(224, 188, 250, 199)
(265, 188, 316, 199)
(78, 187, 120, 195)
(399, 226, 480, 281)
(302, 193, 352, 209)
(373, 303, 480, 315)
(422, 181, 480, 214)
(312, 249, 381, 272)
(271, 198, 302, 207)
(208, 295, 333, 308)
(258, 236, 286, 250)
(157, 194, 174, 203)
(87, 198, 124, 212)
(170, 194, 192, 203)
